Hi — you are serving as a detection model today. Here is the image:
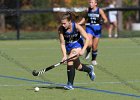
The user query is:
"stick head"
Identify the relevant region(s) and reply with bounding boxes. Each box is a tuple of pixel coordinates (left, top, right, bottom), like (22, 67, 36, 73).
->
(32, 70, 39, 76)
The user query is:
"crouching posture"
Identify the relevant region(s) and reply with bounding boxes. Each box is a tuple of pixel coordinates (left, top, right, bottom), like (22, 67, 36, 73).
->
(58, 12, 95, 90)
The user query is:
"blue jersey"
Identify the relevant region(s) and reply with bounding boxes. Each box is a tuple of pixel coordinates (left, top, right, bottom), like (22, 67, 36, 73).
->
(86, 7, 101, 24)
(85, 7, 102, 38)
(59, 22, 84, 53)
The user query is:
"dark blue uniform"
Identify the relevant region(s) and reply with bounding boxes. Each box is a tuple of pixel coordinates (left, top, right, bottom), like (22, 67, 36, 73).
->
(85, 7, 102, 38)
(59, 22, 84, 53)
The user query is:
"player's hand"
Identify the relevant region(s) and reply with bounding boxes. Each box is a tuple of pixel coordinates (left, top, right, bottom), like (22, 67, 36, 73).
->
(61, 56, 67, 63)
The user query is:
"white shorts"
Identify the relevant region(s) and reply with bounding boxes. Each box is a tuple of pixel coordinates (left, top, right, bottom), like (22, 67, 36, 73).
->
(109, 15, 117, 23)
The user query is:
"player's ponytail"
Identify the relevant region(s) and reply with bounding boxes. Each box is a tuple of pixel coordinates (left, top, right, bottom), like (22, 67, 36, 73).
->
(61, 11, 79, 22)
(67, 11, 79, 21)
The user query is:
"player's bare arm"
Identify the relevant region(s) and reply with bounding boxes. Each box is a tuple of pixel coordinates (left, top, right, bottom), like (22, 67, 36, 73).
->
(76, 23, 89, 55)
(58, 30, 67, 59)
(99, 9, 108, 23)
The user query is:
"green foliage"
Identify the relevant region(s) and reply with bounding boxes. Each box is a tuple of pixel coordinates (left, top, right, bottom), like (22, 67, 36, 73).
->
(20, 0, 57, 30)
(19, 0, 138, 31)
(69, 0, 88, 7)
(123, 0, 137, 23)
(21, 13, 56, 30)
(31, 0, 52, 9)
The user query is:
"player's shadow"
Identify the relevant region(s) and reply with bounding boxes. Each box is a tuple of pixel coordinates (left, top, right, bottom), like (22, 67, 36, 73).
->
(39, 86, 65, 90)
(26, 86, 65, 91)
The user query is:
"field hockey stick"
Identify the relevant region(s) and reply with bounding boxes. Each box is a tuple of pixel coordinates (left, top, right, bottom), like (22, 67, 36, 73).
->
(32, 55, 77, 76)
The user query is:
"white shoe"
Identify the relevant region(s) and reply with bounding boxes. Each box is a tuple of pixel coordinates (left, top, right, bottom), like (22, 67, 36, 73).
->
(64, 82, 74, 90)
(114, 34, 118, 38)
(64, 85, 74, 90)
(92, 60, 98, 66)
(108, 34, 112, 38)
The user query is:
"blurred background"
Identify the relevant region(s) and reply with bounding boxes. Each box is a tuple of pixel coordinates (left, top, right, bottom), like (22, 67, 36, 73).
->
(0, 0, 140, 40)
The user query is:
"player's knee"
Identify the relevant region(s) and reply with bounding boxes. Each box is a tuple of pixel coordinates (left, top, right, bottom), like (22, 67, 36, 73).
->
(67, 61, 73, 65)
(92, 44, 97, 50)
(89, 41, 92, 47)
(75, 64, 82, 70)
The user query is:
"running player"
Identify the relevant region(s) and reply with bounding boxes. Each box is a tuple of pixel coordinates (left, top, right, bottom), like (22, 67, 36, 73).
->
(58, 12, 95, 90)
(78, 0, 108, 65)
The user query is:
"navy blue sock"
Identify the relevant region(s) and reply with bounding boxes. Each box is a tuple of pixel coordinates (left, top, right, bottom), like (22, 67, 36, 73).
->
(92, 50, 98, 61)
(67, 65, 75, 85)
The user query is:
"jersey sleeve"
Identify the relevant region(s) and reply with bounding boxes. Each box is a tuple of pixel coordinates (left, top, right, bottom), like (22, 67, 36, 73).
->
(58, 26, 64, 34)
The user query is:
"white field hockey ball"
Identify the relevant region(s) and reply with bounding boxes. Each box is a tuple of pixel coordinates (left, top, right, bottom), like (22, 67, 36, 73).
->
(34, 87, 39, 92)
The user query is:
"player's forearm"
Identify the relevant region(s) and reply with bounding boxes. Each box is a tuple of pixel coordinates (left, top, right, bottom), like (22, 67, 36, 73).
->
(60, 44, 67, 57)
(104, 18, 108, 24)
(78, 18, 86, 25)
(100, 9, 108, 24)
(82, 37, 89, 52)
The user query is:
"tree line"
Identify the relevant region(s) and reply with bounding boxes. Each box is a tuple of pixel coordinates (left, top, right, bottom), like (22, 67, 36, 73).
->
(0, 0, 138, 32)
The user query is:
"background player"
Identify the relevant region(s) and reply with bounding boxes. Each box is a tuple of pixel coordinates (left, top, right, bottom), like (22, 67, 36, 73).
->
(108, 0, 118, 38)
(78, 0, 108, 65)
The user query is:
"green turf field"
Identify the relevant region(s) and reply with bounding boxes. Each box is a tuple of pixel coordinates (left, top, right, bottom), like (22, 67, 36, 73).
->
(0, 38, 140, 100)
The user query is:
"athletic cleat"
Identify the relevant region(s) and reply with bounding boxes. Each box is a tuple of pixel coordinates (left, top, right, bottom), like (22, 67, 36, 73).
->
(64, 82, 74, 90)
(92, 60, 98, 66)
(88, 65, 95, 81)
(114, 34, 118, 38)
(108, 34, 112, 38)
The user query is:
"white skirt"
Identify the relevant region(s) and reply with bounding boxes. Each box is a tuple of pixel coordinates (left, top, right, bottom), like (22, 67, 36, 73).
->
(109, 15, 117, 23)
